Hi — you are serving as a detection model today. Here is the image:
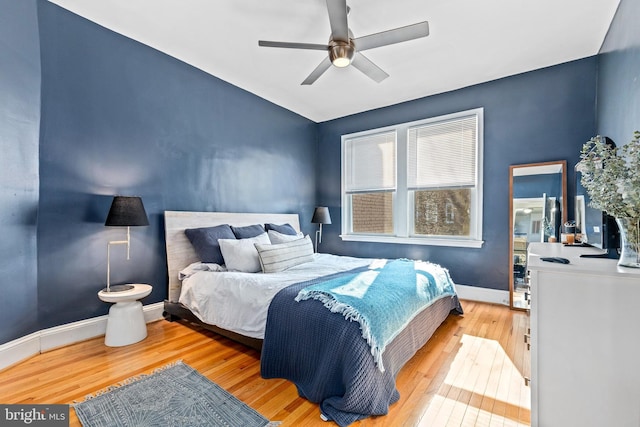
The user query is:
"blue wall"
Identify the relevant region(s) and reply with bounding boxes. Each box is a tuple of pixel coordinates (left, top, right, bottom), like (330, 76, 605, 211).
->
(597, 0, 640, 142)
(0, 0, 613, 345)
(316, 59, 597, 290)
(35, 2, 317, 331)
(0, 0, 40, 344)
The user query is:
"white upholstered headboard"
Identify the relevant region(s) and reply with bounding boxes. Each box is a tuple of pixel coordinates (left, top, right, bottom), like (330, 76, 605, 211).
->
(164, 211, 301, 302)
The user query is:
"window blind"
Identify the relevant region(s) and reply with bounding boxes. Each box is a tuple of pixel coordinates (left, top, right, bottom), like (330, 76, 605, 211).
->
(408, 115, 477, 189)
(344, 131, 396, 192)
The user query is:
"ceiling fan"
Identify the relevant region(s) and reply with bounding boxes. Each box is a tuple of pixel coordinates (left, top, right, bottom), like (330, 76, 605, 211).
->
(258, 0, 429, 85)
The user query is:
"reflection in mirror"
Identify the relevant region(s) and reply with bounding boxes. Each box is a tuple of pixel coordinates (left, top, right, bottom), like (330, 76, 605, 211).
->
(509, 161, 567, 310)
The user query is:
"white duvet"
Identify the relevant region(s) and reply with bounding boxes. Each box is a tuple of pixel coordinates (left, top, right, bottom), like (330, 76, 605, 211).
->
(178, 253, 374, 339)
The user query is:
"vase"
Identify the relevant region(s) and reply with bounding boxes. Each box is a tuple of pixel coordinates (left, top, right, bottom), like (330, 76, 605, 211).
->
(615, 217, 640, 268)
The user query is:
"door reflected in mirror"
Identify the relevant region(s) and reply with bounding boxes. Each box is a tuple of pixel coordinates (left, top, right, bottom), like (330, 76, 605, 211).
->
(509, 161, 567, 310)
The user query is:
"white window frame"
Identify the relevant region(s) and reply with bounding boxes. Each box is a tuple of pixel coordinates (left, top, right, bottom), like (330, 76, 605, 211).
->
(341, 108, 484, 248)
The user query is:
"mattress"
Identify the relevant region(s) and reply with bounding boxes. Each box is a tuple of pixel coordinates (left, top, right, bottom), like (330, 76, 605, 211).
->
(178, 253, 373, 338)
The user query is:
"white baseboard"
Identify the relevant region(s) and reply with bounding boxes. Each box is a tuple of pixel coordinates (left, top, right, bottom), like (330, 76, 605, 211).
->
(0, 331, 41, 373)
(1, 288, 507, 371)
(0, 302, 164, 371)
(455, 284, 510, 306)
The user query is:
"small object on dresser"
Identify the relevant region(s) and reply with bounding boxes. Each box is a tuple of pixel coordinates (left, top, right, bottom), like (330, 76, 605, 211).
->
(540, 257, 570, 264)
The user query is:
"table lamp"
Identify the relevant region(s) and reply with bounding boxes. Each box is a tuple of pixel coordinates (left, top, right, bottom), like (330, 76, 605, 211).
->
(311, 206, 332, 253)
(104, 196, 149, 292)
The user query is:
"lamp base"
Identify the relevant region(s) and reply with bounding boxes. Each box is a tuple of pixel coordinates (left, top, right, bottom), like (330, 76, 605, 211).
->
(101, 284, 135, 293)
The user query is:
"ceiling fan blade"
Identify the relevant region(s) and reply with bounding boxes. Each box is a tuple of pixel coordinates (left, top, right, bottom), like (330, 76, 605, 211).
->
(301, 57, 332, 85)
(326, 0, 349, 42)
(354, 21, 429, 51)
(258, 40, 329, 51)
(351, 52, 389, 83)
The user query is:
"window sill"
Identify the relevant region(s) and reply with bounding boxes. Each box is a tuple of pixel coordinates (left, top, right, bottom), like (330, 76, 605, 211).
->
(340, 234, 484, 248)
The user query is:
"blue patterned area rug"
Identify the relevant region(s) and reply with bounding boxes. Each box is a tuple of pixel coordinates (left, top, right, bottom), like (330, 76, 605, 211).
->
(73, 361, 278, 427)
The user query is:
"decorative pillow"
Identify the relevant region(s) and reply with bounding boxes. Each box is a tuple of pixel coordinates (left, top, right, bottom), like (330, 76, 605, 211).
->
(184, 224, 235, 264)
(264, 223, 297, 235)
(268, 229, 304, 244)
(255, 235, 314, 273)
(218, 233, 271, 273)
(231, 224, 265, 239)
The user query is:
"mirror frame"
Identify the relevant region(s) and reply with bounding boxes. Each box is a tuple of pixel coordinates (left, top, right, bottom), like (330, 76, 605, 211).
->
(509, 160, 567, 310)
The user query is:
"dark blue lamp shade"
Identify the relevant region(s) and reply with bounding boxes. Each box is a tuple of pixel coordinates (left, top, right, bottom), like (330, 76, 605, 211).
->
(105, 196, 149, 226)
(311, 207, 332, 225)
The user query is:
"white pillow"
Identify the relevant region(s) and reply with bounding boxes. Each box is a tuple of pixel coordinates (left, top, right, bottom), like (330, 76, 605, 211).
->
(255, 235, 314, 273)
(268, 229, 304, 244)
(218, 233, 271, 273)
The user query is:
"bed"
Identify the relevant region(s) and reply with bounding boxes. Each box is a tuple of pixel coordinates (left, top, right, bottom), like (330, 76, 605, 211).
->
(163, 211, 463, 426)
(164, 210, 306, 349)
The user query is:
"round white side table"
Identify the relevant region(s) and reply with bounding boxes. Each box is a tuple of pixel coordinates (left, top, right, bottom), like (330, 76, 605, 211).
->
(98, 283, 152, 347)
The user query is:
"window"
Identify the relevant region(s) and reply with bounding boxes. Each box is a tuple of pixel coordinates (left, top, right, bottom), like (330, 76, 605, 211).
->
(341, 108, 483, 248)
(343, 130, 396, 234)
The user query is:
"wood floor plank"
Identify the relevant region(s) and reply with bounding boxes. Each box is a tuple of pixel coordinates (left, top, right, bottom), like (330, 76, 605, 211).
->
(420, 301, 485, 424)
(0, 300, 530, 426)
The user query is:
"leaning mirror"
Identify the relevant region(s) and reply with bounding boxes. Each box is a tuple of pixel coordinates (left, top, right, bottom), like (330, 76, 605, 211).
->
(509, 161, 567, 310)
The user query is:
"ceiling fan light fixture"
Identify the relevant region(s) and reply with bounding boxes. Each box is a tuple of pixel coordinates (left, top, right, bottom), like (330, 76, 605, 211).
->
(329, 40, 355, 68)
(332, 56, 351, 68)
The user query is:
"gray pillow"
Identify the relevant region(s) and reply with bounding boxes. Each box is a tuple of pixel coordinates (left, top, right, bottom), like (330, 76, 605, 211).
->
(231, 224, 265, 239)
(184, 224, 235, 264)
(265, 223, 297, 235)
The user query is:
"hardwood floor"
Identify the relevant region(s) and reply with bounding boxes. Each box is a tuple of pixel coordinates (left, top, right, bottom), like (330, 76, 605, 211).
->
(0, 300, 530, 426)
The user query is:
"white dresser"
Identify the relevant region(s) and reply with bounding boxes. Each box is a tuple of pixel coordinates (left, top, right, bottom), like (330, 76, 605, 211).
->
(527, 242, 640, 427)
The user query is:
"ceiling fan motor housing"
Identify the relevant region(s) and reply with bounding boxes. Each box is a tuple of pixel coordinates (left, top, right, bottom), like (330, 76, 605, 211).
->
(329, 39, 355, 67)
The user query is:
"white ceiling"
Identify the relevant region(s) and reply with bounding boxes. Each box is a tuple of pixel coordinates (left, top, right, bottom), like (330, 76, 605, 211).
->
(48, 0, 620, 123)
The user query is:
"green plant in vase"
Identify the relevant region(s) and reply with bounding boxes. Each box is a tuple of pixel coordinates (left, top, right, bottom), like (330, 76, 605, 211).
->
(580, 132, 640, 267)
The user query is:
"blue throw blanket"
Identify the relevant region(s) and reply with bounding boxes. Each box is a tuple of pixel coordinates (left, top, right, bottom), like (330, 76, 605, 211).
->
(261, 260, 463, 426)
(295, 258, 456, 372)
